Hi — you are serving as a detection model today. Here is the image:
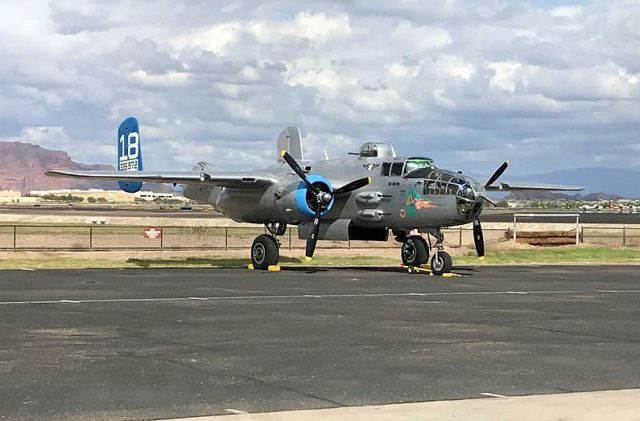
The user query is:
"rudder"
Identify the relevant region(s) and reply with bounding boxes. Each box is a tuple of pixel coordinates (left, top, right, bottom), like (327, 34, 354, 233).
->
(117, 117, 143, 193)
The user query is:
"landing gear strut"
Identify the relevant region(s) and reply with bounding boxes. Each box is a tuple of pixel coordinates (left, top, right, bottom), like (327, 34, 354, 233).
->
(429, 229, 452, 275)
(250, 223, 286, 270)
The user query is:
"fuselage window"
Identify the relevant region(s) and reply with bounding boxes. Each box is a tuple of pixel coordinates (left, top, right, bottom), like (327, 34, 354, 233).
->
(391, 162, 404, 176)
(381, 162, 391, 176)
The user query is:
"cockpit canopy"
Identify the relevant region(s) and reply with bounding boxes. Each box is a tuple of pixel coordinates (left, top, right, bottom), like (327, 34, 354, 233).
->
(403, 157, 436, 176)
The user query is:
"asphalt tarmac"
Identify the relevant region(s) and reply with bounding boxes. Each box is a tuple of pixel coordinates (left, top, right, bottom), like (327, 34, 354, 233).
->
(1, 266, 639, 420)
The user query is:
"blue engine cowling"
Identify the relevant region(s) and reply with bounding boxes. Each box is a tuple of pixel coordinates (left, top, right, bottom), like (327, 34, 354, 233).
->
(295, 174, 334, 218)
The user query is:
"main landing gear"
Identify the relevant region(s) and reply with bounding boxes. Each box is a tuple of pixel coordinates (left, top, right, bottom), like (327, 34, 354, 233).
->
(398, 228, 452, 275)
(250, 223, 286, 270)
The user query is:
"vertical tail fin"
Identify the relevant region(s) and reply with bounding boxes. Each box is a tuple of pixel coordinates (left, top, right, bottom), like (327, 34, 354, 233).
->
(117, 117, 143, 193)
(277, 127, 303, 162)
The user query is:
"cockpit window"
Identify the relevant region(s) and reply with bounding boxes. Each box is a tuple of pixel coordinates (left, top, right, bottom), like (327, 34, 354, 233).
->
(403, 157, 434, 176)
(390, 162, 404, 176)
(381, 162, 391, 176)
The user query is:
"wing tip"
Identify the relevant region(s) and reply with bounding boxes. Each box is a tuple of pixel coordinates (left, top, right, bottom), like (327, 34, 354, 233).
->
(44, 170, 66, 178)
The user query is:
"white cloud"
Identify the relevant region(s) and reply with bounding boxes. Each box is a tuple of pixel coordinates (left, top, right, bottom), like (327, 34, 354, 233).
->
(0, 0, 639, 176)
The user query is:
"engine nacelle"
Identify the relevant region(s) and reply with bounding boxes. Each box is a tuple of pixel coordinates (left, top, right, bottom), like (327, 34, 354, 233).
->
(298, 218, 389, 241)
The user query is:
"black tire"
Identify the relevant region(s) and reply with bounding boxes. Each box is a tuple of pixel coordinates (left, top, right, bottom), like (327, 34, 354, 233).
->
(414, 236, 430, 265)
(251, 234, 279, 270)
(430, 251, 453, 275)
(401, 236, 429, 267)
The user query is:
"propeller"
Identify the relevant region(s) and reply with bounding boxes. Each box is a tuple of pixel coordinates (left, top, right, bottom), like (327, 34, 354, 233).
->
(473, 219, 485, 260)
(281, 150, 320, 194)
(306, 201, 323, 259)
(281, 150, 371, 259)
(485, 161, 509, 188)
(471, 161, 508, 260)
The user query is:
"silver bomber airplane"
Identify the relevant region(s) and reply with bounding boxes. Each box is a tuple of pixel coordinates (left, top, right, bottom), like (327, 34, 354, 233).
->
(46, 117, 583, 274)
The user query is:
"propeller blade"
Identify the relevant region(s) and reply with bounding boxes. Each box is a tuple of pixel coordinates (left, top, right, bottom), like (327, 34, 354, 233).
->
(485, 161, 509, 188)
(473, 219, 485, 259)
(281, 150, 318, 193)
(333, 177, 372, 195)
(305, 207, 322, 260)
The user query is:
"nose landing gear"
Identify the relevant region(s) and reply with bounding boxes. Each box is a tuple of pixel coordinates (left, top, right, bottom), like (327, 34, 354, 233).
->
(430, 250, 453, 275)
(429, 228, 452, 275)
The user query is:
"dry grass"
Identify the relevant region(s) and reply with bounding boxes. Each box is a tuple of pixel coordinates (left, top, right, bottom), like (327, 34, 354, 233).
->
(2, 242, 640, 270)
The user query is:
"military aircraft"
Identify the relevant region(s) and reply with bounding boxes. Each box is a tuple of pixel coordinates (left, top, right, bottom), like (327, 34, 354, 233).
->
(46, 117, 583, 274)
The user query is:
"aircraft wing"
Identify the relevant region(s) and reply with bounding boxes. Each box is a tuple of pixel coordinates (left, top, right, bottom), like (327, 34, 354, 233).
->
(485, 181, 584, 192)
(45, 170, 277, 189)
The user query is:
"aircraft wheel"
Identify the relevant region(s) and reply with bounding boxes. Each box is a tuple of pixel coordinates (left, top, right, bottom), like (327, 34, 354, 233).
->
(401, 236, 429, 267)
(251, 234, 279, 270)
(431, 251, 453, 275)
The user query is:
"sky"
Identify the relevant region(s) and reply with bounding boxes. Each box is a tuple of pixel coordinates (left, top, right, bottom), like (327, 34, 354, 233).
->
(0, 0, 638, 176)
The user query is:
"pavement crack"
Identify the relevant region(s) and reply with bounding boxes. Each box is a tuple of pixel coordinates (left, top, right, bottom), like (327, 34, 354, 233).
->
(233, 373, 346, 408)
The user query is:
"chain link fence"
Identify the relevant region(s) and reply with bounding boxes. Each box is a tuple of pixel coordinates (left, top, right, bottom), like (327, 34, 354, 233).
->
(0, 224, 638, 251)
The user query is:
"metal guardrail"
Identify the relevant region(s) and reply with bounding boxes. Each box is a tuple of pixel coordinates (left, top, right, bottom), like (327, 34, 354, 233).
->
(0, 224, 639, 251)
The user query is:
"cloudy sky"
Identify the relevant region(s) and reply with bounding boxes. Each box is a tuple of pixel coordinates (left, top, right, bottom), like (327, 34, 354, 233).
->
(0, 0, 638, 176)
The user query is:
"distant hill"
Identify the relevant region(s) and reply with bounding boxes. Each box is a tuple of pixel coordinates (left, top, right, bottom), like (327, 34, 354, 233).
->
(505, 167, 640, 199)
(0, 141, 169, 193)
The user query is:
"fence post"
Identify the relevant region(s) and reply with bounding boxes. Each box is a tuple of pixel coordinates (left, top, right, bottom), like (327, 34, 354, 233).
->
(459, 227, 463, 247)
(513, 214, 517, 242)
(13, 225, 16, 251)
(225, 227, 228, 250)
(289, 228, 292, 250)
(160, 227, 163, 248)
(89, 226, 93, 249)
(623, 226, 626, 246)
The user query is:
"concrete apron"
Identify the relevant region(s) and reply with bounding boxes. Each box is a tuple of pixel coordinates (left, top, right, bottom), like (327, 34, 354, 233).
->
(161, 389, 640, 421)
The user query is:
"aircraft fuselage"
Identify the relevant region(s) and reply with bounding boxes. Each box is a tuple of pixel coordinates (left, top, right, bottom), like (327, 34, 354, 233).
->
(183, 155, 485, 235)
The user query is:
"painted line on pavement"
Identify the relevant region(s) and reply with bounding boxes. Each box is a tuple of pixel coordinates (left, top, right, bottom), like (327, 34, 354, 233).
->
(0, 289, 638, 306)
(481, 392, 508, 398)
(225, 408, 248, 415)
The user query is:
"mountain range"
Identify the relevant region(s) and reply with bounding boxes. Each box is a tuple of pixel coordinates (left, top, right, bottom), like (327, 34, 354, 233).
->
(0, 141, 169, 193)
